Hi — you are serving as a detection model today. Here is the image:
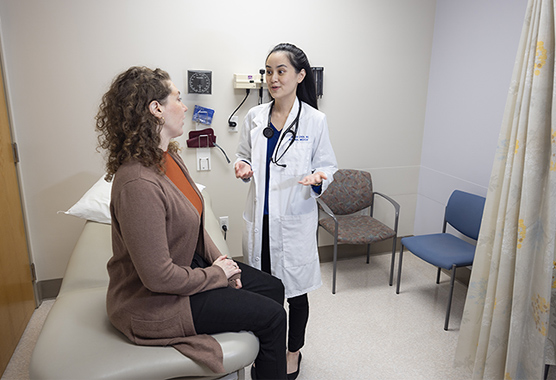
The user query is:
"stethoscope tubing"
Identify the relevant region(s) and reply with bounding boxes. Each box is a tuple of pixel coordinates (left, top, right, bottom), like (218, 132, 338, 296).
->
(264, 100, 302, 167)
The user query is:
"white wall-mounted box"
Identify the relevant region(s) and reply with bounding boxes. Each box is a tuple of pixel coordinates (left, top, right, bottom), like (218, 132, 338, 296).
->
(233, 73, 266, 89)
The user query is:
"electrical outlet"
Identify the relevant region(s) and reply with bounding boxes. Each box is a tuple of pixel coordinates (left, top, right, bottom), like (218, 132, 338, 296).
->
(219, 216, 229, 231)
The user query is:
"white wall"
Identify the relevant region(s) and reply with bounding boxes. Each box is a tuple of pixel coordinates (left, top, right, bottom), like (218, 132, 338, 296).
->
(0, 0, 436, 282)
(415, 0, 528, 235)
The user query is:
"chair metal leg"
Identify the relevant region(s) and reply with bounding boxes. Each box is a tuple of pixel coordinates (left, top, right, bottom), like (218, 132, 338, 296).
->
(366, 244, 370, 264)
(396, 245, 404, 294)
(444, 264, 457, 331)
(389, 236, 397, 286)
(332, 237, 338, 294)
(436, 267, 441, 284)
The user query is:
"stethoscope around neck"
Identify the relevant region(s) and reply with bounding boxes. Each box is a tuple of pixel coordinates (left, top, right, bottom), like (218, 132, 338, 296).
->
(263, 100, 302, 168)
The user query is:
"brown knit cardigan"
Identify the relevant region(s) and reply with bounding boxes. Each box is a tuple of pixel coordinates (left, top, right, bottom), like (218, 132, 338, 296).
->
(106, 153, 233, 373)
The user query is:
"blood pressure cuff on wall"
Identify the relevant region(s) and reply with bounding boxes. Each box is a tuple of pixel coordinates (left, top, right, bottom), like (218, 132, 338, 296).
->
(187, 128, 216, 148)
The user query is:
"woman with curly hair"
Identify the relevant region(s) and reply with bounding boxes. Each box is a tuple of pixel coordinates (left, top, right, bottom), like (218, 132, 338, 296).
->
(96, 66, 287, 379)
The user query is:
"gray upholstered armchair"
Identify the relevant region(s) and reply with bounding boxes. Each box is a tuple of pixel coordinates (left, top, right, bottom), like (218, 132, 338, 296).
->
(317, 169, 400, 294)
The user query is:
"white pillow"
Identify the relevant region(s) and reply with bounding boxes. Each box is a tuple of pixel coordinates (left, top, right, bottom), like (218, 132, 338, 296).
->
(61, 176, 112, 224)
(61, 175, 206, 224)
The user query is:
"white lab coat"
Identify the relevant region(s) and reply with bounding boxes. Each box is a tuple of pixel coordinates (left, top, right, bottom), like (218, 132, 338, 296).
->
(235, 98, 337, 298)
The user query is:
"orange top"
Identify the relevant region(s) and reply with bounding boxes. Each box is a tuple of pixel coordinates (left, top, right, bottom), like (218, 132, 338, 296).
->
(164, 152, 203, 216)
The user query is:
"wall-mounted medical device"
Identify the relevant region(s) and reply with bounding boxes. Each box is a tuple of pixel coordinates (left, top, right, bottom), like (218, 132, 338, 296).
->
(233, 73, 266, 89)
(188, 105, 230, 170)
(311, 67, 324, 98)
(229, 71, 266, 131)
(188, 70, 212, 94)
(187, 127, 230, 164)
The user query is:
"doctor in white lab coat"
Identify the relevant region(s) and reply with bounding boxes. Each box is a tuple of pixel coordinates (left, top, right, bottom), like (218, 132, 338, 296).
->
(235, 43, 337, 380)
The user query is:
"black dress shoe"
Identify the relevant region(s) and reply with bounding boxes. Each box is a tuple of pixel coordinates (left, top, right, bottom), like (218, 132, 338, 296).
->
(287, 352, 302, 380)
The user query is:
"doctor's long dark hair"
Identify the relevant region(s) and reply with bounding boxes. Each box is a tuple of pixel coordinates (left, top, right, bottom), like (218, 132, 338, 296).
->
(268, 43, 318, 110)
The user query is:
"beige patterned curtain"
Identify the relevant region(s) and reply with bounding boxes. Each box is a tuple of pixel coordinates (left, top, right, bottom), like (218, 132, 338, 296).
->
(454, 0, 556, 379)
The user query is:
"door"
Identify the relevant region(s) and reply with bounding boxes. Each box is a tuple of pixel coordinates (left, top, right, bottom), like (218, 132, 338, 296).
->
(0, 60, 35, 376)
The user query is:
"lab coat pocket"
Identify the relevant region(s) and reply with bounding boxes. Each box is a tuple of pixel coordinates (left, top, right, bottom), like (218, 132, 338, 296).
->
(282, 140, 312, 177)
(281, 212, 318, 268)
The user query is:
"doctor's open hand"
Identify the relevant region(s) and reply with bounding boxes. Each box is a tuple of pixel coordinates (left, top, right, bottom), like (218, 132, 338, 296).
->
(299, 171, 327, 186)
(235, 161, 253, 180)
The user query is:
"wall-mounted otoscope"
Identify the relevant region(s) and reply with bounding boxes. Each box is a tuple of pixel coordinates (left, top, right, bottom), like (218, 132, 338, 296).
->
(258, 68, 265, 105)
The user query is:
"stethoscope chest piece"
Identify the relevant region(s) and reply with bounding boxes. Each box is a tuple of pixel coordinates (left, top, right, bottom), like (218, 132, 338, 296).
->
(263, 127, 274, 138)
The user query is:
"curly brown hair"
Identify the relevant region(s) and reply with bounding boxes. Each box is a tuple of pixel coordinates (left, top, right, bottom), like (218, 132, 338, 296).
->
(95, 66, 180, 181)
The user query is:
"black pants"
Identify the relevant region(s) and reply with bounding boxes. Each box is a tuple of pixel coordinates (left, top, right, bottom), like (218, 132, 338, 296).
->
(262, 215, 309, 353)
(190, 256, 287, 380)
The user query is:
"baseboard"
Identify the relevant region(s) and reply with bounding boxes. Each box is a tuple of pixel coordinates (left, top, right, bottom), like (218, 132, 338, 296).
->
(443, 266, 471, 286)
(36, 278, 62, 302)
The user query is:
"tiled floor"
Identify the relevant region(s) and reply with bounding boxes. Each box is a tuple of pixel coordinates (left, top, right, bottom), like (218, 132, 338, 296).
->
(249, 252, 472, 380)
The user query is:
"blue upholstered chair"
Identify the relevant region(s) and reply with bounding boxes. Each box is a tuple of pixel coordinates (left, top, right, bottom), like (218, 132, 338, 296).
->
(317, 169, 400, 294)
(395, 190, 486, 330)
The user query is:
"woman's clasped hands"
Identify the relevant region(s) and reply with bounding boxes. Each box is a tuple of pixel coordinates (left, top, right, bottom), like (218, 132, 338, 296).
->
(213, 255, 242, 289)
